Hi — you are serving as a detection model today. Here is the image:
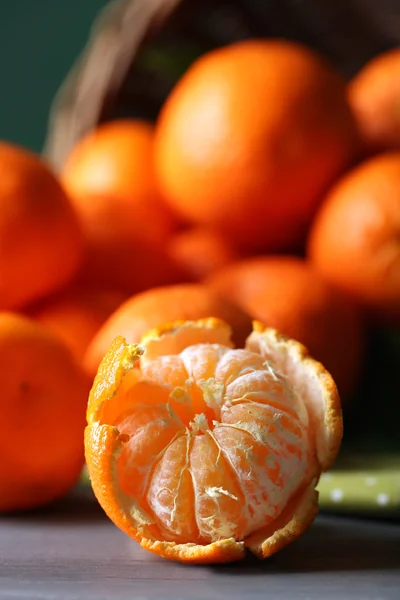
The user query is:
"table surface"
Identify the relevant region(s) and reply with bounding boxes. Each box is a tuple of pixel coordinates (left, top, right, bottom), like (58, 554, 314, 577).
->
(1, 488, 399, 600)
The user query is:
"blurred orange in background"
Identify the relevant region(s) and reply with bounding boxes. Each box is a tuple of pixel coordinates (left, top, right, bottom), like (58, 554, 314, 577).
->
(68, 192, 186, 294)
(155, 39, 359, 253)
(167, 226, 240, 281)
(62, 119, 176, 234)
(61, 120, 185, 294)
(31, 285, 127, 364)
(348, 48, 400, 153)
(0, 142, 83, 310)
(308, 152, 400, 325)
(207, 256, 364, 400)
(0, 312, 89, 513)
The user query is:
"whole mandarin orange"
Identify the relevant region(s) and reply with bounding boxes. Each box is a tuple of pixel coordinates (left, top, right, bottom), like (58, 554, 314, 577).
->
(155, 40, 359, 252)
(62, 119, 176, 236)
(308, 152, 400, 324)
(0, 312, 89, 513)
(348, 49, 400, 153)
(62, 120, 184, 293)
(0, 142, 83, 309)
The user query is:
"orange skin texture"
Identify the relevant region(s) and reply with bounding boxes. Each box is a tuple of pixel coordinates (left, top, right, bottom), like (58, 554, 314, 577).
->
(84, 283, 253, 377)
(0, 313, 89, 513)
(68, 192, 186, 295)
(62, 119, 176, 233)
(31, 286, 127, 363)
(167, 227, 240, 281)
(207, 257, 364, 400)
(308, 152, 400, 325)
(0, 142, 84, 309)
(348, 49, 400, 153)
(62, 120, 185, 294)
(155, 40, 359, 252)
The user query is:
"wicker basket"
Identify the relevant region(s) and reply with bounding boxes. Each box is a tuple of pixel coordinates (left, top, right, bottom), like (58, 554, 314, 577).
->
(44, 0, 400, 170)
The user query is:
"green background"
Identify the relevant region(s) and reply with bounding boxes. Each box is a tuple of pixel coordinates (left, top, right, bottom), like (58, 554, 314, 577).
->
(0, 0, 108, 153)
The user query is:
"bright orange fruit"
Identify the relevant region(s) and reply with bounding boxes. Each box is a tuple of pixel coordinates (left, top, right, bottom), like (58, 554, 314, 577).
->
(31, 286, 127, 364)
(167, 227, 239, 280)
(0, 313, 89, 513)
(0, 142, 83, 309)
(61, 120, 183, 294)
(155, 40, 359, 252)
(62, 119, 176, 233)
(348, 48, 400, 153)
(68, 192, 186, 294)
(207, 256, 364, 400)
(308, 152, 400, 324)
(85, 319, 342, 563)
(84, 283, 252, 377)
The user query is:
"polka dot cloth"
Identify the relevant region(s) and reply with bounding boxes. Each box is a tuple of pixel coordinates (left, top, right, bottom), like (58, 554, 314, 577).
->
(318, 453, 400, 516)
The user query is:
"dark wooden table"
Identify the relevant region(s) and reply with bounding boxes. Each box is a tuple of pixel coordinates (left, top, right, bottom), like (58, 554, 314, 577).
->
(1, 489, 399, 600)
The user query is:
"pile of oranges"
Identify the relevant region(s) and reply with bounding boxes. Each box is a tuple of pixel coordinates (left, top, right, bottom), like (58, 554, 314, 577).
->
(1, 39, 399, 559)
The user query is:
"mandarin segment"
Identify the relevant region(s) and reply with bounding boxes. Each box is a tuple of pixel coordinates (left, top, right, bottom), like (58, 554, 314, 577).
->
(146, 434, 198, 543)
(117, 403, 183, 500)
(214, 399, 316, 535)
(181, 343, 229, 384)
(84, 319, 342, 563)
(247, 323, 342, 472)
(140, 318, 233, 363)
(189, 431, 247, 543)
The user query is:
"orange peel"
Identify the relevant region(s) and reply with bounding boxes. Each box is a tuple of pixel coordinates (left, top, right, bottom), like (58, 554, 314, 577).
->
(85, 318, 342, 563)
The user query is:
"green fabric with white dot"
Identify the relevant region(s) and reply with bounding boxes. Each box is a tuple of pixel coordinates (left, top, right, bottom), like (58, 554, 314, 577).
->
(315, 329, 400, 518)
(317, 453, 400, 516)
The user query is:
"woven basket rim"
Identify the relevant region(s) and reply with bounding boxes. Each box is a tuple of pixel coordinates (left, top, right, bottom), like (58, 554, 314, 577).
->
(43, 0, 397, 171)
(43, 0, 182, 170)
